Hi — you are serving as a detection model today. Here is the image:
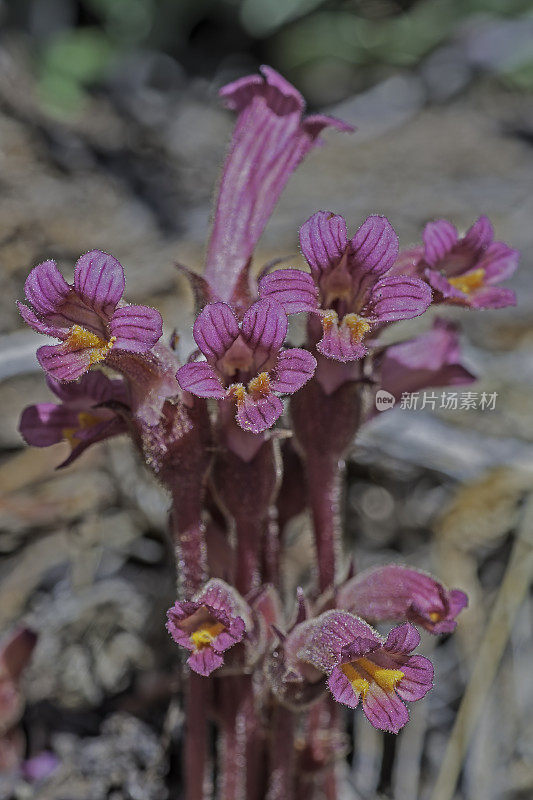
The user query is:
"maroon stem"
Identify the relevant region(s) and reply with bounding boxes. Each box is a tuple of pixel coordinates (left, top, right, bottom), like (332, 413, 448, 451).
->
(305, 454, 344, 594)
(267, 705, 295, 800)
(170, 487, 208, 598)
(218, 677, 263, 800)
(234, 517, 263, 596)
(185, 673, 211, 800)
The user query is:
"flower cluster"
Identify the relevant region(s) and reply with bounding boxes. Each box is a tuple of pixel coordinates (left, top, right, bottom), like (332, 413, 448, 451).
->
(16, 65, 518, 798)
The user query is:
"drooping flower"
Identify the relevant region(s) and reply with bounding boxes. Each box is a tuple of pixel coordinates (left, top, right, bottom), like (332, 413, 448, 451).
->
(336, 565, 468, 634)
(259, 213, 432, 362)
(19, 372, 129, 468)
(18, 251, 163, 381)
(166, 579, 250, 677)
(299, 611, 433, 733)
(422, 216, 518, 308)
(204, 66, 353, 305)
(373, 318, 476, 406)
(176, 299, 316, 434)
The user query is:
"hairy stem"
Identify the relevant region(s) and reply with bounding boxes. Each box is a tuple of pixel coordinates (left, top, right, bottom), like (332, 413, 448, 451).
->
(170, 488, 208, 597)
(185, 673, 211, 800)
(267, 705, 295, 800)
(234, 517, 262, 596)
(306, 455, 344, 594)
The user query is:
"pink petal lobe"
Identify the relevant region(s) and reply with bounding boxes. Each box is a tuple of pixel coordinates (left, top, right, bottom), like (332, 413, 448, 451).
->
(423, 220, 458, 267)
(235, 393, 283, 434)
(177, 362, 226, 399)
(366, 276, 432, 322)
(328, 666, 362, 709)
(258, 269, 319, 313)
(362, 684, 409, 734)
(187, 648, 224, 677)
(24, 260, 70, 316)
(19, 403, 76, 447)
(318, 323, 367, 363)
(299, 211, 348, 275)
(74, 250, 125, 314)
(193, 302, 240, 362)
(241, 299, 288, 358)
(109, 305, 163, 352)
(481, 242, 519, 284)
(37, 344, 92, 381)
(348, 215, 399, 277)
(395, 655, 434, 702)
(270, 348, 316, 394)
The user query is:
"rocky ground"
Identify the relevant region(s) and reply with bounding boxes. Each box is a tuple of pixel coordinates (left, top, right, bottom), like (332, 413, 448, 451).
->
(0, 39, 532, 800)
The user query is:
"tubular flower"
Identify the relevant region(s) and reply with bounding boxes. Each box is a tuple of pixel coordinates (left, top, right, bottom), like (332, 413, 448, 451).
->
(299, 612, 433, 733)
(19, 372, 129, 468)
(259, 213, 432, 362)
(176, 299, 316, 434)
(18, 251, 163, 381)
(337, 565, 468, 634)
(166, 579, 249, 677)
(204, 66, 353, 304)
(422, 216, 519, 308)
(373, 318, 476, 406)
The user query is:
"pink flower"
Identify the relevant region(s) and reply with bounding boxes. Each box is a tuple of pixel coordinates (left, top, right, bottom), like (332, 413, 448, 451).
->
(204, 66, 353, 304)
(299, 612, 433, 733)
(422, 216, 519, 308)
(374, 318, 476, 405)
(19, 372, 129, 467)
(176, 299, 316, 434)
(259, 213, 432, 362)
(166, 579, 249, 677)
(337, 565, 468, 634)
(18, 251, 163, 381)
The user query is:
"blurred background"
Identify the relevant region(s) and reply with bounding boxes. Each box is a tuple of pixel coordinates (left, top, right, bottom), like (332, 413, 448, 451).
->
(0, 1, 532, 798)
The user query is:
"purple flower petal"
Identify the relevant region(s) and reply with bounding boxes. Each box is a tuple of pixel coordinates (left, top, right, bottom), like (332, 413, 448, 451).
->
(365, 276, 432, 322)
(395, 655, 434, 703)
(299, 611, 380, 675)
(187, 648, 224, 677)
(109, 305, 163, 352)
(338, 565, 468, 634)
(448, 589, 468, 618)
(299, 211, 348, 275)
(17, 302, 65, 338)
(24, 260, 70, 316)
(205, 66, 352, 302)
(270, 348, 317, 394)
(235, 392, 284, 433)
(362, 683, 409, 734)
(462, 215, 493, 254)
(383, 623, 421, 655)
(470, 286, 516, 309)
(46, 370, 128, 405)
(74, 250, 125, 314)
(258, 269, 319, 313)
(177, 362, 226, 398)
(328, 666, 362, 709)
(317, 316, 368, 363)
(193, 302, 240, 362)
(423, 220, 458, 267)
(19, 403, 78, 447)
(425, 268, 467, 301)
(348, 215, 399, 278)
(37, 344, 92, 381)
(481, 242, 520, 284)
(241, 299, 288, 362)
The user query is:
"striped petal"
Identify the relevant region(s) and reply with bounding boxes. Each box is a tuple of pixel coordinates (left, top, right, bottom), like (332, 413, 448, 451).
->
(74, 250, 125, 315)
